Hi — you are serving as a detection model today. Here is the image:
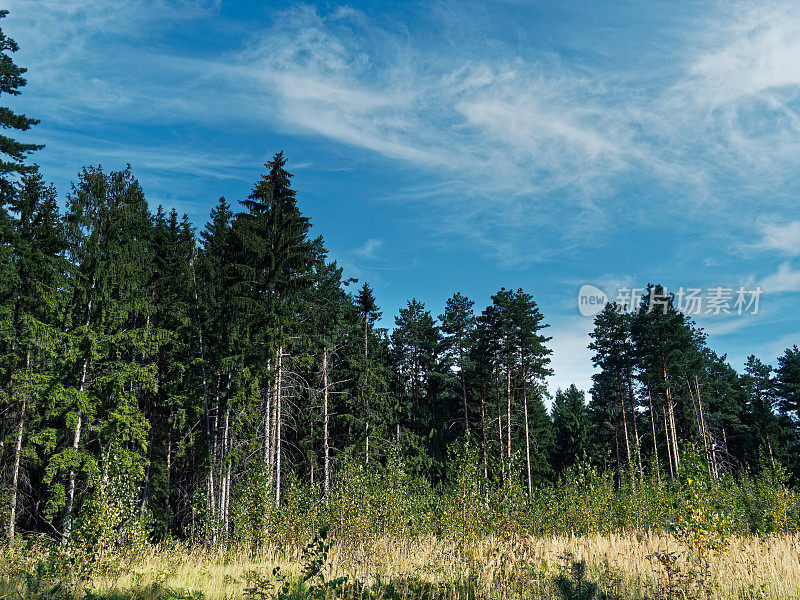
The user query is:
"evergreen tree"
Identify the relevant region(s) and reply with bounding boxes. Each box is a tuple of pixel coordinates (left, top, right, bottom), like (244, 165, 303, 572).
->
(699, 350, 748, 469)
(355, 282, 381, 463)
(0, 10, 42, 206)
(144, 207, 199, 534)
(391, 299, 442, 455)
(775, 346, 800, 479)
(439, 292, 476, 434)
(52, 165, 159, 539)
(589, 304, 638, 474)
(195, 196, 237, 541)
(741, 355, 787, 470)
(776, 346, 800, 419)
(631, 285, 705, 477)
(0, 170, 67, 540)
(509, 288, 552, 493)
(551, 385, 590, 474)
(230, 152, 314, 507)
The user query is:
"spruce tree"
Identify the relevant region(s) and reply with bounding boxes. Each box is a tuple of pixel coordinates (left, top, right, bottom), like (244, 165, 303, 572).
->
(355, 282, 381, 463)
(776, 346, 800, 419)
(439, 292, 476, 434)
(0, 10, 42, 206)
(1, 170, 67, 540)
(53, 165, 159, 539)
(231, 152, 314, 507)
(391, 299, 441, 444)
(551, 385, 590, 474)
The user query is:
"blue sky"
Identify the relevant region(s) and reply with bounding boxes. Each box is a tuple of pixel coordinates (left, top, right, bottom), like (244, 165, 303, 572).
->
(5, 0, 800, 396)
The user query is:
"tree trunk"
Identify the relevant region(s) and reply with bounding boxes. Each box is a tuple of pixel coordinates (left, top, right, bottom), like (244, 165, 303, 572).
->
(210, 385, 220, 542)
(275, 348, 283, 509)
(191, 253, 214, 525)
(411, 347, 418, 434)
(221, 404, 230, 543)
(264, 358, 272, 466)
(663, 401, 674, 478)
(63, 359, 87, 542)
(522, 370, 531, 497)
(364, 317, 369, 465)
(8, 396, 25, 542)
(140, 431, 153, 513)
(695, 376, 717, 478)
(506, 357, 512, 460)
(662, 361, 680, 473)
(626, 366, 642, 476)
(65, 277, 95, 542)
(323, 346, 331, 500)
(767, 433, 776, 470)
(688, 377, 712, 477)
(269, 348, 280, 482)
(495, 365, 505, 480)
(165, 427, 172, 515)
(480, 385, 488, 480)
(647, 388, 660, 482)
(617, 373, 632, 470)
(460, 343, 469, 432)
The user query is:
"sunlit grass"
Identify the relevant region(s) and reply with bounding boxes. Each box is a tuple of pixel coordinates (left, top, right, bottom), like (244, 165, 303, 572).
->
(79, 533, 800, 600)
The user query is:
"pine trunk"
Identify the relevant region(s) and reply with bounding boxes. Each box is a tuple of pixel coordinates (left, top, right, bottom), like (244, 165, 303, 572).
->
(364, 318, 369, 465)
(663, 401, 674, 478)
(460, 343, 469, 432)
(522, 379, 531, 497)
(275, 348, 283, 508)
(323, 347, 331, 500)
(662, 360, 680, 473)
(480, 386, 488, 480)
(8, 396, 25, 542)
(495, 365, 505, 480)
(506, 358, 512, 460)
(626, 367, 642, 476)
(63, 357, 87, 542)
(647, 388, 660, 482)
(65, 278, 94, 542)
(617, 374, 632, 469)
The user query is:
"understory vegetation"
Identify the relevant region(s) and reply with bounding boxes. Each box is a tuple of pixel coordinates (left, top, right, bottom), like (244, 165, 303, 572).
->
(1, 447, 799, 599)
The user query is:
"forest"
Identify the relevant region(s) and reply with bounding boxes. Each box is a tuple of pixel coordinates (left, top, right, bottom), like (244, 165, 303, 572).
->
(0, 9, 799, 600)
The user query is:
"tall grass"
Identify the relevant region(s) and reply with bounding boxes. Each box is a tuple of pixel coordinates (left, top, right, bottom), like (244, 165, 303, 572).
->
(2, 447, 799, 599)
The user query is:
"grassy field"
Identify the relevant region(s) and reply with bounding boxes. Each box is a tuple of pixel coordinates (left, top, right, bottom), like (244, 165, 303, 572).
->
(3, 455, 799, 599)
(6, 532, 794, 600)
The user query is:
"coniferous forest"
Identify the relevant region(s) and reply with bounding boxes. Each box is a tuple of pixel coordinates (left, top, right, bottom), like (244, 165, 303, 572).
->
(1, 9, 800, 600)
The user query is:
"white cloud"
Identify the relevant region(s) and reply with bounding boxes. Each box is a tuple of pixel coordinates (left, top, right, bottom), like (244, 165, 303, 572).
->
(658, 1, 800, 185)
(7, 0, 800, 268)
(760, 262, 800, 293)
(757, 219, 800, 255)
(354, 238, 384, 261)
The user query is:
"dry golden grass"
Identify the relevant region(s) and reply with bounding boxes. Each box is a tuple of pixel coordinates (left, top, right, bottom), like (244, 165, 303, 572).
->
(88, 533, 800, 600)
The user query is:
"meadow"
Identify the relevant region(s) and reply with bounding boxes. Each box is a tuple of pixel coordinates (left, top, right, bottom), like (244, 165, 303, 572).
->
(2, 450, 799, 600)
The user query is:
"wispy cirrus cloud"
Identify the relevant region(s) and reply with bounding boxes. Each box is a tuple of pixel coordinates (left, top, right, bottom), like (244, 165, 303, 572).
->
(760, 262, 800, 293)
(756, 219, 800, 256)
(10, 0, 800, 266)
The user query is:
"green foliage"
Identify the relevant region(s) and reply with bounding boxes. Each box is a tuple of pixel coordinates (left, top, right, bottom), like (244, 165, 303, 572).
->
(555, 557, 603, 600)
(69, 459, 152, 558)
(231, 461, 273, 555)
